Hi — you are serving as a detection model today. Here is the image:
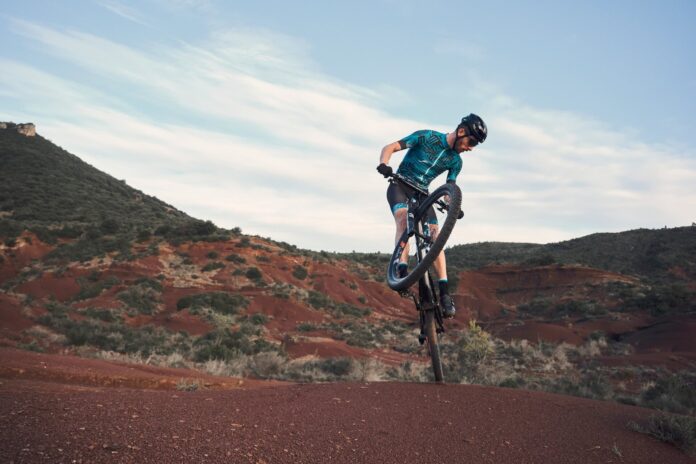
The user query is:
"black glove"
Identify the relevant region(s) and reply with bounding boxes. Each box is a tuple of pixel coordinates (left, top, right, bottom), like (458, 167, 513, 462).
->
(376, 163, 393, 178)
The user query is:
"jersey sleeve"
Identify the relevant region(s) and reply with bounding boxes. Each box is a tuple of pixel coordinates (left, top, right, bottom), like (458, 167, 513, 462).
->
(446, 156, 463, 183)
(398, 130, 429, 150)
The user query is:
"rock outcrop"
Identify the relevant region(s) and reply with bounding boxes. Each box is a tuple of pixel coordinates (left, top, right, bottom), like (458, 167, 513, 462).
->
(1, 122, 36, 137)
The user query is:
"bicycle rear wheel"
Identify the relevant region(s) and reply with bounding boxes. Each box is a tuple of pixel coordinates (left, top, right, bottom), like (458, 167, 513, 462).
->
(424, 309, 444, 382)
(387, 182, 462, 291)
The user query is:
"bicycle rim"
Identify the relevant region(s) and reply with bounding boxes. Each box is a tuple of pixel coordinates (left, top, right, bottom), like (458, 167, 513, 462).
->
(425, 310, 444, 383)
(387, 182, 462, 291)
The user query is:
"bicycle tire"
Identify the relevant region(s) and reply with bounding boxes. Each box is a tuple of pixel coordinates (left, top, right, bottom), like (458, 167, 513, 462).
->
(424, 309, 444, 382)
(386, 182, 462, 291)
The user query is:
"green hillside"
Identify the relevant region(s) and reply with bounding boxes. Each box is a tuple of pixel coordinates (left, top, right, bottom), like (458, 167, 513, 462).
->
(446, 227, 696, 282)
(0, 128, 189, 226)
(0, 127, 231, 261)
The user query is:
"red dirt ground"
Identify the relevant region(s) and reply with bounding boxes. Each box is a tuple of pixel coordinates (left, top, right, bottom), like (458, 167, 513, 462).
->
(0, 232, 54, 282)
(248, 295, 327, 337)
(0, 348, 692, 464)
(15, 271, 83, 302)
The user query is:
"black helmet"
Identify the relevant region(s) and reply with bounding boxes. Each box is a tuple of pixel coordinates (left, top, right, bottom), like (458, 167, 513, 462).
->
(459, 113, 487, 143)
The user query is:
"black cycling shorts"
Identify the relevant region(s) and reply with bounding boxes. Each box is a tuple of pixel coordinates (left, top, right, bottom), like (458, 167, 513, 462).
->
(386, 182, 438, 225)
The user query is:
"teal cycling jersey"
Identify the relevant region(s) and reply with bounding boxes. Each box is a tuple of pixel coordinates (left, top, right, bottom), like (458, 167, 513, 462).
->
(396, 130, 462, 191)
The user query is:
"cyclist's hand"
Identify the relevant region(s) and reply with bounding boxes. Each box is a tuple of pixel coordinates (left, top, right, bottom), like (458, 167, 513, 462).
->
(457, 210, 464, 219)
(377, 163, 393, 178)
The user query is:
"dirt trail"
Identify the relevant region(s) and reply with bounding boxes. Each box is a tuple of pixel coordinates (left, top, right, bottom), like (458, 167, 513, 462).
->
(0, 349, 691, 463)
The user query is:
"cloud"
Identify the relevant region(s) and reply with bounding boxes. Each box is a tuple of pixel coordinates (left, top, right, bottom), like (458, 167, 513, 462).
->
(2, 18, 695, 253)
(96, 0, 149, 26)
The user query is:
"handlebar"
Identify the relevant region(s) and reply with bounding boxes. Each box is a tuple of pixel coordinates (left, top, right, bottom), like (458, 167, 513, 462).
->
(388, 172, 429, 197)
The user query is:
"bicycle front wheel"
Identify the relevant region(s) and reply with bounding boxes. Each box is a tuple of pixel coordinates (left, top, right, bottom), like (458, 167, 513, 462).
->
(386, 182, 462, 291)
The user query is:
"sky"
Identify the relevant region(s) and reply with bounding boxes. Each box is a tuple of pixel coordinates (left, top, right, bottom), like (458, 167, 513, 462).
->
(1, 0, 695, 252)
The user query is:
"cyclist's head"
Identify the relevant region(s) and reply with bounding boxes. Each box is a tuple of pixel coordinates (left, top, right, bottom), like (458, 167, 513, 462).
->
(454, 113, 487, 152)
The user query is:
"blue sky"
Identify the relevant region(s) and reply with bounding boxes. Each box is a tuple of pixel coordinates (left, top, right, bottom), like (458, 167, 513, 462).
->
(1, 0, 695, 252)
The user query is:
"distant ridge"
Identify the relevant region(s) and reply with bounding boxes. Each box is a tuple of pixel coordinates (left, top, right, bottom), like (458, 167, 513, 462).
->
(446, 226, 696, 282)
(0, 125, 190, 227)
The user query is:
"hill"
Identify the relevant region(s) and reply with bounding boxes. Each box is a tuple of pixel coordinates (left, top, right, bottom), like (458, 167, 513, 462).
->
(1, 123, 695, 450)
(446, 227, 696, 283)
(0, 127, 190, 227)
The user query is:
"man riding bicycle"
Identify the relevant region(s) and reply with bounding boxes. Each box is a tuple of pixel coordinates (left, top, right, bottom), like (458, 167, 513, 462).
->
(376, 114, 488, 319)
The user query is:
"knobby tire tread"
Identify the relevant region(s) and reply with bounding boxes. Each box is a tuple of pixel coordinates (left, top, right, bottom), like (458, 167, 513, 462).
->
(387, 183, 462, 291)
(425, 310, 444, 382)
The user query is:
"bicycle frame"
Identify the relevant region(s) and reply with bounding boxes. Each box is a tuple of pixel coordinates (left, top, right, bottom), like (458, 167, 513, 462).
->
(391, 176, 446, 351)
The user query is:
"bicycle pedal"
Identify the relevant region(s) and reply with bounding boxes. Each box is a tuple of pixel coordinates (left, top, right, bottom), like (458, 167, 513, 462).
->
(418, 333, 426, 345)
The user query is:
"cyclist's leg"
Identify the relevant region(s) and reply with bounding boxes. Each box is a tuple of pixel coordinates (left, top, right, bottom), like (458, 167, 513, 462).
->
(427, 218, 448, 281)
(387, 183, 411, 267)
(394, 208, 409, 262)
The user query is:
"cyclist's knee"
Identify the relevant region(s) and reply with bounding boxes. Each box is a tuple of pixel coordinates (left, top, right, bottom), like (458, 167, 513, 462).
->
(394, 208, 407, 228)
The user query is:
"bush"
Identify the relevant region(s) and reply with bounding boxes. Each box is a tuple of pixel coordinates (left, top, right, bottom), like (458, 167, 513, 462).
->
(629, 413, 696, 456)
(193, 328, 277, 362)
(245, 267, 263, 281)
(297, 323, 316, 332)
(517, 298, 552, 318)
(74, 275, 120, 301)
(292, 265, 308, 280)
(225, 253, 246, 264)
(100, 218, 120, 234)
(250, 313, 268, 325)
(315, 357, 353, 377)
(176, 292, 248, 315)
(117, 284, 160, 315)
(641, 371, 696, 415)
(202, 261, 225, 272)
(84, 307, 121, 322)
(37, 313, 175, 356)
(137, 229, 151, 242)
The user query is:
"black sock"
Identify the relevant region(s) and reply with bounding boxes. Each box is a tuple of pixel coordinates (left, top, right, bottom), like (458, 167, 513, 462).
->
(438, 279, 449, 295)
(397, 263, 408, 278)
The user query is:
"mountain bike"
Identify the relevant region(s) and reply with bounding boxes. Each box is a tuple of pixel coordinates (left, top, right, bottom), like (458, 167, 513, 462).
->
(385, 173, 462, 383)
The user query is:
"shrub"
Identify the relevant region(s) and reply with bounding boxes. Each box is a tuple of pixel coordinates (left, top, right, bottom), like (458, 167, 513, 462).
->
(245, 267, 263, 280)
(316, 357, 353, 377)
(297, 323, 316, 332)
(543, 370, 613, 400)
(37, 313, 174, 356)
(84, 308, 121, 322)
(137, 229, 152, 242)
(202, 261, 225, 272)
(629, 413, 696, 455)
(207, 251, 219, 259)
(74, 275, 120, 301)
(517, 298, 552, 318)
(193, 328, 276, 362)
(292, 265, 308, 280)
(641, 371, 696, 415)
(176, 292, 248, 315)
(250, 313, 268, 325)
(100, 218, 120, 234)
(308, 291, 331, 309)
(225, 253, 246, 264)
(117, 285, 159, 315)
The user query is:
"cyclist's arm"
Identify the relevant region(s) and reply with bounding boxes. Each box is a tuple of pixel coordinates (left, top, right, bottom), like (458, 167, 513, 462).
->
(379, 141, 404, 165)
(380, 130, 425, 165)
